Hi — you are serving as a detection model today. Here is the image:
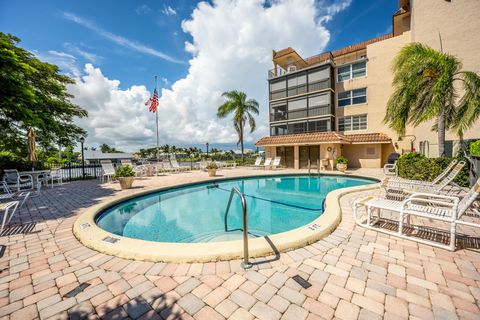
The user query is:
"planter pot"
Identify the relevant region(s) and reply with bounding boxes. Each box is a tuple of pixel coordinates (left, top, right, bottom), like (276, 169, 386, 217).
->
(118, 176, 135, 189)
(208, 169, 217, 177)
(336, 163, 347, 173)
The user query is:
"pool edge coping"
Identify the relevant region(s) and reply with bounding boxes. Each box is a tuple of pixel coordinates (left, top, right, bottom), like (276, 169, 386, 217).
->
(73, 172, 381, 263)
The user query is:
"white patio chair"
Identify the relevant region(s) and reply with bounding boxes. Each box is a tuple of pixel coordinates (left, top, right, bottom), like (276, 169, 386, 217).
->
(100, 160, 115, 183)
(171, 159, 189, 172)
(270, 156, 282, 170)
(0, 182, 30, 210)
(199, 161, 208, 171)
(388, 159, 459, 186)
(383, 162, 397, 176)
(252, 157, 263, 169)
(263, 158, 272, 170)
(384, 161, 465, 198)
(2, 169, 34, 192)
(353, 178, 480, 251)
(0, 201, 19, 234)
(46, 168, 63, 188)
(162, 160, 178, 173)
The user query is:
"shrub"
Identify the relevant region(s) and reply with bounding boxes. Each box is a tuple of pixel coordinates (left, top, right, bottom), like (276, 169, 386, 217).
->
(336, 155, 348, 165)
(396, 152, 468, 187)
(206, 162, 218, 170)
(114, 165, 135, 178)
(0, 151, 47, 176)
(470, 140, 480, 156)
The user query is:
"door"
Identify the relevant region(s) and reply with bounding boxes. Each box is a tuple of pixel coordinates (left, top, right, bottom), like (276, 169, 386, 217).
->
(276, 147, 294, 168)
(299, 146, 320, 169)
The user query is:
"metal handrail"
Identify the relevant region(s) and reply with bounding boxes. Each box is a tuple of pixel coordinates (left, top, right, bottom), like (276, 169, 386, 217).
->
(317, 159, 320, 176)
(308, 159, 311, 176)
(224, 187, 252, 269)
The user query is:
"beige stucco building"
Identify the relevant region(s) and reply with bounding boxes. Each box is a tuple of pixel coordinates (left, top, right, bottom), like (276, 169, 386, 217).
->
(256, 0, 480, 169)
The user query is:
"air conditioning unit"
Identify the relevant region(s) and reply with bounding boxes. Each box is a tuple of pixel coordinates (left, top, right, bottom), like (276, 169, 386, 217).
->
(287, 65, 297, 73)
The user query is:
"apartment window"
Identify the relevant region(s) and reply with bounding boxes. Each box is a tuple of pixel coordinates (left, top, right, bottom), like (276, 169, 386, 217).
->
(288, 121, 307, 134)
(337, 61, 367, 82)
(338, 114, 367, 131)
(287, 73, 307, 96)
(269, 79, 286, 100)
(287, 98, 307, 119)
(308, 67, 330, 92)
(338, 88, 367, 107)
(308, 119, 330, 133)
(270, 102, 287, 122)
(271, 124, 288, 135)
(308, 93, 330, 117)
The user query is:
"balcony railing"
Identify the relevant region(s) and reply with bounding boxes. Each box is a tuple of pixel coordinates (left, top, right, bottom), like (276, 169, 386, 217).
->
(268, 52, 334, 79)
(269, 104, 331, 122)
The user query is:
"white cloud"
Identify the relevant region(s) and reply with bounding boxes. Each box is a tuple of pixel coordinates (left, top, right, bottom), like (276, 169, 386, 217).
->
(63, 12, 183, 64)
(136, 4, 151, 15)
(161, 5, 177, 16)
(34, 50, 80, 77)
(66, 0, 351, 151)
(64, 42, 100, 63)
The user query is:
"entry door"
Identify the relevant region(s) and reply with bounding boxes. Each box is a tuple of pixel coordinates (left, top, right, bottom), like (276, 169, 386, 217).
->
(299, 146, 320, 169)
(276, 147, 294, 168)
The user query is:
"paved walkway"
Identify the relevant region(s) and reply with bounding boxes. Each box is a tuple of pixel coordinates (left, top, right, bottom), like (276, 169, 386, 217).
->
(0, 168, 479, 320)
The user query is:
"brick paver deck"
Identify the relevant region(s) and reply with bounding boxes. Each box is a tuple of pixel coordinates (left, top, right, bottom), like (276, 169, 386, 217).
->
(0, 168, 479, 320)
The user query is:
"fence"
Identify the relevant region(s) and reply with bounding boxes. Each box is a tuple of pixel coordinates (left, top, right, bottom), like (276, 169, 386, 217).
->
(46, 163, 103, 182)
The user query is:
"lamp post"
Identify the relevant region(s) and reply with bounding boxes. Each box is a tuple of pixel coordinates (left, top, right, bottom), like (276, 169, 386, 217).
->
(80, 137, 85, 179)
(206, 142, 209, 158)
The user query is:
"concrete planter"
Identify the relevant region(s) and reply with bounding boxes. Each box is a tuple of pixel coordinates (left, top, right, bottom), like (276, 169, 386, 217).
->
(208, 169, 217, 177)
(118, 176, 135, 189)
(336, 163, 347, 173)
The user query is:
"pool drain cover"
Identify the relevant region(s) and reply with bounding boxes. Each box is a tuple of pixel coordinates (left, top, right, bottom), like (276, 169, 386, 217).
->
(292, 275, 312, 289)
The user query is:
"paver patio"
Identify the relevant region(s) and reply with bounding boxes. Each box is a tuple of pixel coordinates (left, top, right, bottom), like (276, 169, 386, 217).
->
(0, 168, 479, 320)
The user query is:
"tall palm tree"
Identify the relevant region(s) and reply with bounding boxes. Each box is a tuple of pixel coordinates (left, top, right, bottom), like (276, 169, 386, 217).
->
(384, 43, 480, 156)
(217, 91, 259, 161)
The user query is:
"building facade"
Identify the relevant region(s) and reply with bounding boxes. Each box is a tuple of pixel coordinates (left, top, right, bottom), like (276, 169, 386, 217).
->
(256, 0, 480, 169)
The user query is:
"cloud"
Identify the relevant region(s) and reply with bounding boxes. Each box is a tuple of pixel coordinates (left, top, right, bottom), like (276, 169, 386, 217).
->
(135, 4, 151, 15)
(63, 12, 183, 64)
(64, 42, 100, 63)
(319, 0, 352, 22)
(34, 50, 80, 77)
(161, 5, 177, 16)
(67, 0, 351, 151)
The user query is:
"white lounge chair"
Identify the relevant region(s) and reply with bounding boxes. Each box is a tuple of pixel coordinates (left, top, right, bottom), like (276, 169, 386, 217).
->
(199, 161, 208, 171)
(2, 169, 34, 192)
(385, 161, 465, 198)
(271, 156, 281, 170)
(263, 158, 272, 170)
(1, 182, 30, 210)
(388, 159, 459, 186)
(0, 201, 19, 234)
(353, 178, 480, 251)
(100, 160, 115, 183)
(252, 157, 263, 169)
(162, 160, 178, 173)
(383, 162, 397, 176)
(171, 159, 188, 172)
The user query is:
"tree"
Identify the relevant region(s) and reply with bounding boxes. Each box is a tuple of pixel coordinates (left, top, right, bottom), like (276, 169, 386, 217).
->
(384, 43, 480, 156)
(217, 91, 259, 160)
(99, 143, 123, 153)
(0, 33, 88, 156)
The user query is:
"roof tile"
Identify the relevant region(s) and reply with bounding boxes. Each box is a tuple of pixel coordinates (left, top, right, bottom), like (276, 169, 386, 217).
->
(255, 132, 390, 146)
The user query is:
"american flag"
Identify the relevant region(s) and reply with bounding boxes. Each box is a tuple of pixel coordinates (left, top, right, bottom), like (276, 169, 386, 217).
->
(145, 89, 159, 113)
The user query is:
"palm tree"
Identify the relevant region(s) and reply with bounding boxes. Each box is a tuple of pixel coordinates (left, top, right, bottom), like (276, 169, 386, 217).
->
(217, 91, 259, 161)
(384, 43, 480, 156)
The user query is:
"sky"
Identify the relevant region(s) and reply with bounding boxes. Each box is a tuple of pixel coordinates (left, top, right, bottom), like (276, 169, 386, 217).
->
(0, 0, 397, 152)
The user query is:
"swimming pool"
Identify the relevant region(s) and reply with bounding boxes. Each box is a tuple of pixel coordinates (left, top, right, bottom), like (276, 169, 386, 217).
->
(95, 175, 375, 243)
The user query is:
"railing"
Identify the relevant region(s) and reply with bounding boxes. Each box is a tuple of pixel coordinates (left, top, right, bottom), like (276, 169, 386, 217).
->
(44, 163, 102, 181)
(224, 187, 252, 269)
(268, 52, 334, 79)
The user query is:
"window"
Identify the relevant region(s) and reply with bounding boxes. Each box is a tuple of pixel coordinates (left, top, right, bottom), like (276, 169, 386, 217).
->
(337, 88, 367, 107)
(338, 114, 367, 131)
(269, 79, 286, 100)
(271, 124, 287, 135)
(309, 93, 331, 117)
(337, 61, 367, 82)
(308, 67, 330, 92)
(287, 73, 307, 96)
(288, 98, 307, 119)
(270, 102, 287, 122)
(288, 121, 307, 134)
(366, 147, 376, 155)
(308, 119, 330, 133)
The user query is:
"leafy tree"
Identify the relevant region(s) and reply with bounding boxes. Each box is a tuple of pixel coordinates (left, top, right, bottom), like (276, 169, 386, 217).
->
(99, 143, 123, 153)
(217, 91, 259, 160)
(0, 33, 88, 156)
(384, 43, 480, 156)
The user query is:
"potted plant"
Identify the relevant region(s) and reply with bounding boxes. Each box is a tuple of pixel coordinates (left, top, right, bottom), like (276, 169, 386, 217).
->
(206, 162, 218, 177)
(114, 165, 135, 189)
(335, 155, 348, 173)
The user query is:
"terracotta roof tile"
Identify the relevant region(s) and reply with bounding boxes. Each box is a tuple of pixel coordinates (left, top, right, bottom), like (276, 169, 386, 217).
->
(256, 132, 391, 146)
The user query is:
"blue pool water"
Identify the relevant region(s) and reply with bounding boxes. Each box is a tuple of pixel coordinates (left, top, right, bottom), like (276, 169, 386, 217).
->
(96, 175, 375, 243)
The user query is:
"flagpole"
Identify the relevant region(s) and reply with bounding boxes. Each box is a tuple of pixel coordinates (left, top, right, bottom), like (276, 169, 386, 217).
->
(154, 76, 160, 163)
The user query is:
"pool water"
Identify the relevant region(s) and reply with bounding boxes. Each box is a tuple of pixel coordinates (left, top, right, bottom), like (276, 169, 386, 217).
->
(96, 175, 374, 243)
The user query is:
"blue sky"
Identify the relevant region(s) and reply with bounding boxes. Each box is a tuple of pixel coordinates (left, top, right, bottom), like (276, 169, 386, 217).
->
(0, 0, 398, 151)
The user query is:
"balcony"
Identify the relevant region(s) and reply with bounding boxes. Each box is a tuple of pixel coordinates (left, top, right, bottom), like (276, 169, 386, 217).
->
(268, 52, 333, 79)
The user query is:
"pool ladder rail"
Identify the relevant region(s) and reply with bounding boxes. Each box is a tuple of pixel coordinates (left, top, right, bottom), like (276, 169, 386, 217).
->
(308, 159, 320, 177)
(224, 187, 252, 269)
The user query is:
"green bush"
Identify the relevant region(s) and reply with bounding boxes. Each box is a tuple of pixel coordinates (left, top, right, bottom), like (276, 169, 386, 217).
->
(0, 151, 47, 177)
(470, 140, 480, 156)
(336, 155, 348, 165)
(206, 162, 218, 170)
(396, 152, 468, 187)
(114, 165, 135, 178)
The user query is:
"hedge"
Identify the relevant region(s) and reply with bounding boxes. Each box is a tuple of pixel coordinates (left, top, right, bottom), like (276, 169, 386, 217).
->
(470, 140, 480, 156)
(396, 153, 468, 187)
(0, 151, 47, 177)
